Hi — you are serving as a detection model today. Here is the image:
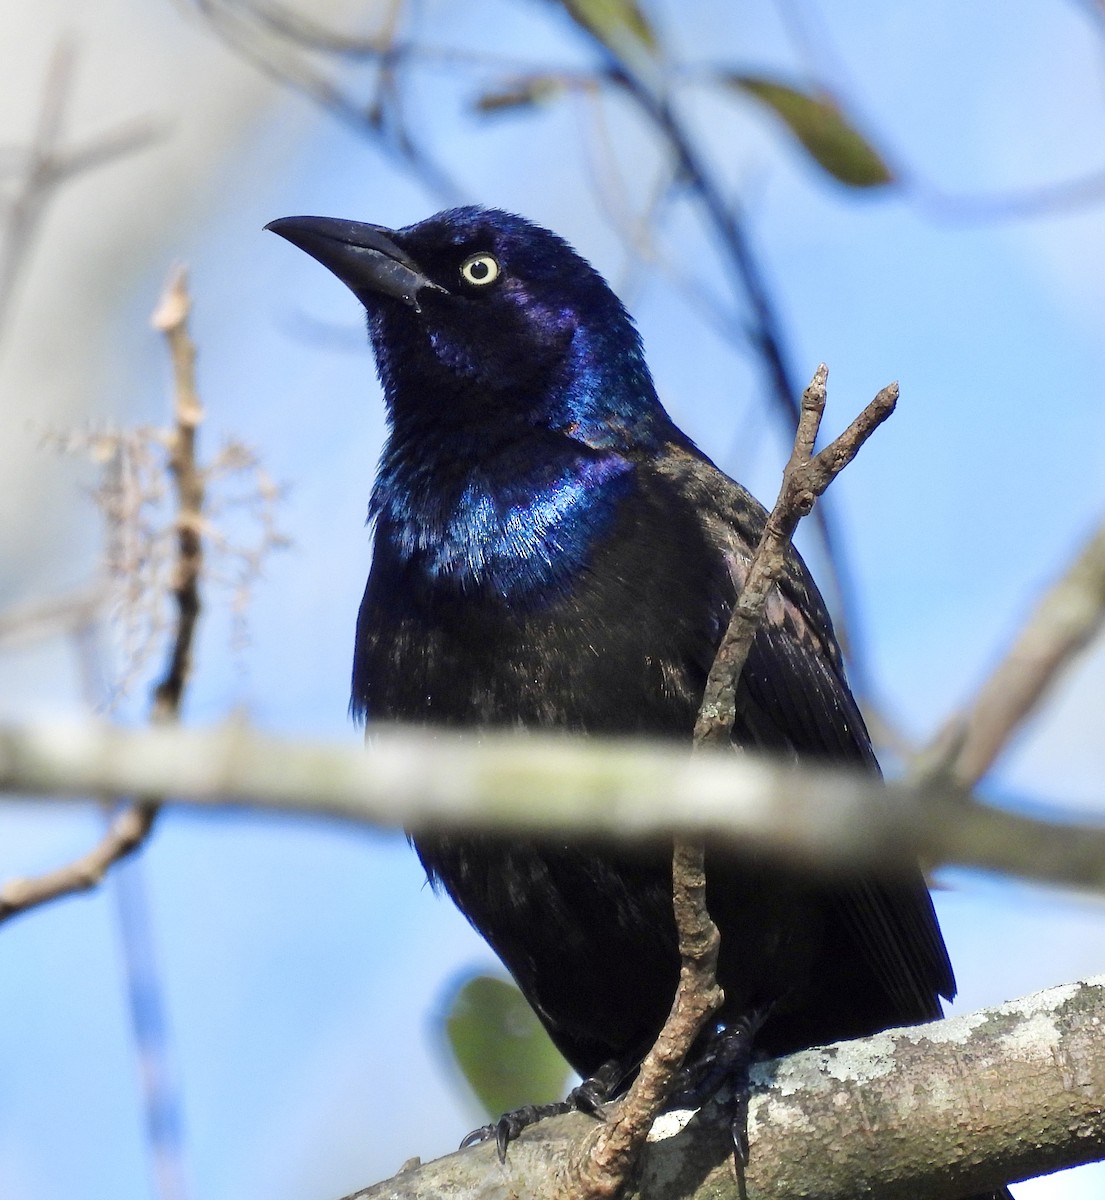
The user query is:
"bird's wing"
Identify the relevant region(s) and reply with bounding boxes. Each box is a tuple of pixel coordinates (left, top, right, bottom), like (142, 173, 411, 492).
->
(657, 447, 956, 1017)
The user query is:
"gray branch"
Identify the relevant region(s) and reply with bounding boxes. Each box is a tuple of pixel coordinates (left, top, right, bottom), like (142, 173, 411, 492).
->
(342, 976, 1105, 1200)
(940, 514, 1105, 788)
(2, 718, 1105, 892)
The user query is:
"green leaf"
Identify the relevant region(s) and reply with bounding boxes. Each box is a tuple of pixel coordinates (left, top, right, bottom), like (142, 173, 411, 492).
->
(727, 74, 893, 188)
(443, 973, 572, 1118)
(558, 0, 658, 65)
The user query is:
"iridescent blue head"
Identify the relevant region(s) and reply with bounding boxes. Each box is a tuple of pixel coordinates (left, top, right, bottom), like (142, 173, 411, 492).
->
(266, 206, 678, 453)
(267, 208, 691, 601)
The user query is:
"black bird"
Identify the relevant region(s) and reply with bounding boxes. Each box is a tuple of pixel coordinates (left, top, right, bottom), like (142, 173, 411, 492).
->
(268, 208, 1009, 1196)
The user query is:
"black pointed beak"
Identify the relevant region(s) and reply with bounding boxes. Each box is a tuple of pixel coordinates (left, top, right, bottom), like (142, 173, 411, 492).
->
(265, 215, 446, 312)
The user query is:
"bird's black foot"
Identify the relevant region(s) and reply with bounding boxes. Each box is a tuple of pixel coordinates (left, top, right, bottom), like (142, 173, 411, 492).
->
(460, 1100, 576, 1162)
(670, 1010, 770, 1165)
(459, 1058, 626, 1162)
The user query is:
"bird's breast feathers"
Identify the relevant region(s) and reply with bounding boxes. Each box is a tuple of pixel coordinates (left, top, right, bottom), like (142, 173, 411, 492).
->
(371, 447, 637, 603)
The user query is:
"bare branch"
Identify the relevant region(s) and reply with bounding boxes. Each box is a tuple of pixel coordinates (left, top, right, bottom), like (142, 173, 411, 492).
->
(912, 168, 1105, 223)
(0, 802, 155, 922)
(568, 834, 723, 1199)
(0, 270, 206, 924)
(0, 41, 159, 345)
(576, 365, 898, 1195)
(592, 55, 868, 692)
(919, 513, 1105, 789)
(191, 0, 463, 203)
(341, 976, 1105, 1200)
(0, 586, 105, 649)
(149, 267, 205, 722)
(4, 719, 1105, 892)
(695, 367, 897, 747)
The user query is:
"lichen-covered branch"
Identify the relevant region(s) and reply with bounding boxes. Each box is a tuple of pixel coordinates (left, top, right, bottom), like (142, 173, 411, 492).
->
(339, 976, 1105, 1200)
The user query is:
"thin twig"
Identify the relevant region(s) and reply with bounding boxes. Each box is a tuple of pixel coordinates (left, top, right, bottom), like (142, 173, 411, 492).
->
(115, 271, 205, 1200)
(917, 513, 1105, 790)
(191, 0, 463, 203)
(0, 803, 161, 920)
(0, 586, 106, 649)
(0, 40, 159, 346)
(567, 834, 722, 1199)
(695, 366, 897, 747)
(599, 62, 867, 684)
(0, 269, 205, 923)
(569, 365, 897, 1198)
(149, 268, 205, 721)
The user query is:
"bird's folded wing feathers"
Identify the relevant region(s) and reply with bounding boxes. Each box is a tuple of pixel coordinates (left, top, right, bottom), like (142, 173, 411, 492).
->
(684, 453, 957, 1015)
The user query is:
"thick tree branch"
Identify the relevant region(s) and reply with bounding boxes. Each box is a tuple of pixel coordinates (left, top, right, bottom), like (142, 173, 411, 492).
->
(340, 976, 1105, 1200)
(3, 718, 1105, 891)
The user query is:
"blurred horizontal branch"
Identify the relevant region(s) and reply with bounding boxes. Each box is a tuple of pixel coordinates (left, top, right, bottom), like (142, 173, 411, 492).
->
(1, 717, 1104, 893)
(348, 974, 1105, 1200)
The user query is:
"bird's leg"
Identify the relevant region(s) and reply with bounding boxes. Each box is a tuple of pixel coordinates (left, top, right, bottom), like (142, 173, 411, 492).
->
(459, 1057, 629, 1162)
(565, 1054, 628, 1114)
(669, 1009, 771, 1165)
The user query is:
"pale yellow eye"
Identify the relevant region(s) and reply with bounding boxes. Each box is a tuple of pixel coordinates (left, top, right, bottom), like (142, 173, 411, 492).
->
(459, 252, 500, 287)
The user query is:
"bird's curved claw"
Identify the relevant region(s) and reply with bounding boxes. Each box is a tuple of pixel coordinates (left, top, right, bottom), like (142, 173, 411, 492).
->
(458, 1060, 624, 1161)
(669, 1010, 771, 1168)
(459, 1101, 575, 1162)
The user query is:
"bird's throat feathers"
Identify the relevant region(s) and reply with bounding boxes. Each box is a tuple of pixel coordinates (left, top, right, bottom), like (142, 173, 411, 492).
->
(369, 314, 682, 603)
(372, 296, 670, 448)
(370, 437, 638, 603)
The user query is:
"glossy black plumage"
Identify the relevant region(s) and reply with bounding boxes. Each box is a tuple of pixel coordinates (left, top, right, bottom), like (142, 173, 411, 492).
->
(269, 208, 1006, 1195)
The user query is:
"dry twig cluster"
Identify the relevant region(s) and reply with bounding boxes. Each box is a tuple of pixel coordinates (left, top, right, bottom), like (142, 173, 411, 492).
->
(0, 268, 287, 923)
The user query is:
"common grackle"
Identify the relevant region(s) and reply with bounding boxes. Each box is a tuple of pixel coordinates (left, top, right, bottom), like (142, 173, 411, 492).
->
(268, 208, 1012, 1198)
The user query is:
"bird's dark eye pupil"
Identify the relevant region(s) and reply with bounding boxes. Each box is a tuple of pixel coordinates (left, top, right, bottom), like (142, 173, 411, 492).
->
(470, 261, 489, 279)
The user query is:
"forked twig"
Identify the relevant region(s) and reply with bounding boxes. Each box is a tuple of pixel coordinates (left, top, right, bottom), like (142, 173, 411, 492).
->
(696, 366, 897, 748)
(568, 365, 897, 1198)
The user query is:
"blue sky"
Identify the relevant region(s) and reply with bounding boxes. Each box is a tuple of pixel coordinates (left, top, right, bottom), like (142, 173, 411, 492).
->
(2, 3, 1105, 1198)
